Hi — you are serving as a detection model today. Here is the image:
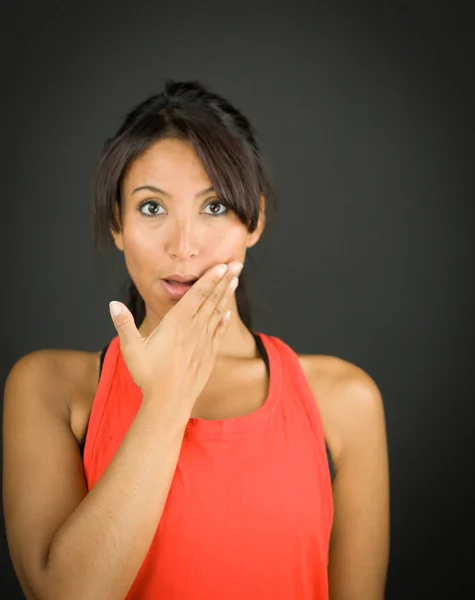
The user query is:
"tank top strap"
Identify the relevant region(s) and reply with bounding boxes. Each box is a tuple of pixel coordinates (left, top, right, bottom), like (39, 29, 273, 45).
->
(252, 331, 335, 481)
(83, 337, 121, 475)
(257, 333, 335, 482)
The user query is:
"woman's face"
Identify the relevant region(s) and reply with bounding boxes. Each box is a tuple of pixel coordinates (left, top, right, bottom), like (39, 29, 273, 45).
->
(112, 137, 264, 317)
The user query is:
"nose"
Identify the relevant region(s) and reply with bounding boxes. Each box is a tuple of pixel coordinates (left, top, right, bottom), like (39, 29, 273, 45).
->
(165, 216, 200, 259)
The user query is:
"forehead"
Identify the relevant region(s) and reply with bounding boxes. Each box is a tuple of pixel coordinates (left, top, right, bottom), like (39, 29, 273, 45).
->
(122, 138, 211, 192)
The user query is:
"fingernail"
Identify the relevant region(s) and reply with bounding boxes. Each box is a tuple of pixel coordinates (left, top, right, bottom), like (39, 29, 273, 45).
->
(216, 264, 228, 277)
(230, 262, 243, 275)
(109, 301, 122, 317)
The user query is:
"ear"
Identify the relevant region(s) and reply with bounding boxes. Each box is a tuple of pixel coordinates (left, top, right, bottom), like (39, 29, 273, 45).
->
(246, 194, 266, 249)
(110, 202, 124, 251)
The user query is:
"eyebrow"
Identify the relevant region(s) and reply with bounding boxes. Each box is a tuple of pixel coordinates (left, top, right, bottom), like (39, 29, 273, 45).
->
(132, 185, 215, 198)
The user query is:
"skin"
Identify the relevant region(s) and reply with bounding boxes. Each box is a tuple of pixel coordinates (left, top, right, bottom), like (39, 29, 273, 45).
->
(3, 137, 389, 600)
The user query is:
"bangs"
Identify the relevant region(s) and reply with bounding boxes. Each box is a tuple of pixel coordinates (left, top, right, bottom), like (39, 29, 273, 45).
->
(166, 109, 261, 231)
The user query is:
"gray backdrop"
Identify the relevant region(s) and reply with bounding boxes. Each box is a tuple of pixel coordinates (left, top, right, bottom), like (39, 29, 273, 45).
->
(1, 1, 473, 598)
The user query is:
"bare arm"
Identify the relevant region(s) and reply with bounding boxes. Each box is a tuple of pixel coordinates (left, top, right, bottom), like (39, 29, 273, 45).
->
(4, 262, 239, 600)
(327, 364, 390, 600)
(3, 351, 189, 600)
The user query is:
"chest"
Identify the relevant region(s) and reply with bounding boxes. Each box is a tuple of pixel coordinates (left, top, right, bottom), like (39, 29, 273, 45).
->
(189, 356, 270, 420)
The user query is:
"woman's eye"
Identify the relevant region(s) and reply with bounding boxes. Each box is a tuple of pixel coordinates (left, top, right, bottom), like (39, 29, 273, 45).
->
(139, 201, 164, 216)
(205, 201, 228, 216)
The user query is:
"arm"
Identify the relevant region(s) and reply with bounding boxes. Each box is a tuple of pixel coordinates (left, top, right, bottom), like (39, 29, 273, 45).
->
(327, 365, 390, 600)
(2, 351, 189, 600)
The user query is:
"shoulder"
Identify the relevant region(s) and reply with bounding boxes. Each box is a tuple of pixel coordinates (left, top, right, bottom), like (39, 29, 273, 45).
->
(311, 354, 383, 412)
(4, 348, 102, 417)
(299, 354, 385, 470)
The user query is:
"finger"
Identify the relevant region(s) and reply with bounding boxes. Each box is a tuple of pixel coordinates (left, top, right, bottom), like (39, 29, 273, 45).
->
(197, 261, 243, 324)
(207, 276, 239, 335)
(178, 263, 229, 318)
(109, 301, 142, 348)
(212, 308, 232, 349)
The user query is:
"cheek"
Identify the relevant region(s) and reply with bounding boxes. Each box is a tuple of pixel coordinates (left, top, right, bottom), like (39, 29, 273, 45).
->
(207, 227, 248, 259)
(121, 229, 160, 273)
(211, 227, 242, 247)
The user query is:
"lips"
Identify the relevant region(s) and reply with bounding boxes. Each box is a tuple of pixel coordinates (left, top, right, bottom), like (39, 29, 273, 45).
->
(165, 278, 197, 284)
(161, 278, 196, 299)
(163, 273, 199, 283)
(164, 279, 196, 286)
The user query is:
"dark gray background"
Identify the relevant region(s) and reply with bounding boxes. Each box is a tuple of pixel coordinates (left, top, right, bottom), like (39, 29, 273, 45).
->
(1, 1, 473, 598)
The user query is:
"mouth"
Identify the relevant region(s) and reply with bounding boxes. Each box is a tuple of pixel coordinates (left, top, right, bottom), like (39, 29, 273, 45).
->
(163, 278, 198, 286)
(160, 278, 197, 299)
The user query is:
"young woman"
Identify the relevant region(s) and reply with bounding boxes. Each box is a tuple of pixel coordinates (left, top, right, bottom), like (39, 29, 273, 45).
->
(3, 80, 389, 600)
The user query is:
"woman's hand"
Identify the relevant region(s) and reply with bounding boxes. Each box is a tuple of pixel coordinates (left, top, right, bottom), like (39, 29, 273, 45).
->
(108, 261, 243, 411)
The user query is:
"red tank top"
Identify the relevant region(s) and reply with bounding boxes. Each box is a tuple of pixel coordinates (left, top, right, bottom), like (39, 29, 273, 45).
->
(83, 332, 333, 599)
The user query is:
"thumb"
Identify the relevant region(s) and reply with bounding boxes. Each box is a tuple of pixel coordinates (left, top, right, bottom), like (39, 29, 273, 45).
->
(109, 301, 142, 345)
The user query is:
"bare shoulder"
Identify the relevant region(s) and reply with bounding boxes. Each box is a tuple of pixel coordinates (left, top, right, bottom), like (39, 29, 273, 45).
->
(6, 347, 101, 397)
(306, 353, 382, 409)
(298, 353, 385, 469)
(4, 348, 102, 438)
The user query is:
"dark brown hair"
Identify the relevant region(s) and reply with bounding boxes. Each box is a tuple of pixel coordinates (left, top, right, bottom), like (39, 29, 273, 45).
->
(92, 79, 278, 330)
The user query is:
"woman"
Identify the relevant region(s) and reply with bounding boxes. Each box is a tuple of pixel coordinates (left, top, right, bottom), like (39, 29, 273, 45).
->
(3, 80, 389, 600)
